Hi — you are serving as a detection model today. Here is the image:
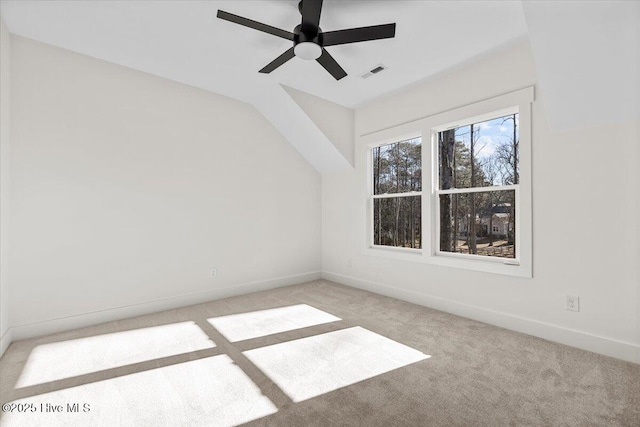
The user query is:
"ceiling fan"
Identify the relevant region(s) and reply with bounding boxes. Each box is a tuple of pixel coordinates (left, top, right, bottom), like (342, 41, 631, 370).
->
(217, 0, 396, 80)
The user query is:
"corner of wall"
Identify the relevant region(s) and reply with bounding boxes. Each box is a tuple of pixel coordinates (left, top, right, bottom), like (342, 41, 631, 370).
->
(0, 16, 12, 358)
(0, 327, 11, 357)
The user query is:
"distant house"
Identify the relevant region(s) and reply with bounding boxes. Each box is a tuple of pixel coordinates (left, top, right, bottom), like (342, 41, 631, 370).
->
(458, 203, 514, 238)
(482, 212, 510, 237)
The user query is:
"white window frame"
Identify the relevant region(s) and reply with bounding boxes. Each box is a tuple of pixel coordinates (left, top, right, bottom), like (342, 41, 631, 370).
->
(432, 106, 521, 265)
(367, 134, 423, 254)
(362, 87, 533, 277)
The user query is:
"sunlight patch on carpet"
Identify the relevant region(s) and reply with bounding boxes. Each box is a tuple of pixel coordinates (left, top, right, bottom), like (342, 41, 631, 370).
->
(4, 355, 276, 427)
(207, 304, 341, 342)
(17, 321, 215, 388)
(243, 326, 430, 402)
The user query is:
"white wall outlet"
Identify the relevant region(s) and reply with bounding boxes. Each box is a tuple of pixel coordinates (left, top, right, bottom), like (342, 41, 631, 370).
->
(566, 295, 580, 312)
(210, 268, 217, 278)
(348, 258, 353, 267)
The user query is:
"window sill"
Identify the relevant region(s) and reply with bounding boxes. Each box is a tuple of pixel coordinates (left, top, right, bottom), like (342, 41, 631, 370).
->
(426, 253, 531, 278)
(363, 246, 532, 278)
(364, 246, 423, 262)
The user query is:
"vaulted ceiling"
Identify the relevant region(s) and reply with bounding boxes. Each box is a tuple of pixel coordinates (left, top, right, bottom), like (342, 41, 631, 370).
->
(1, 1, 638, 172)
(0, 1, 529, 107)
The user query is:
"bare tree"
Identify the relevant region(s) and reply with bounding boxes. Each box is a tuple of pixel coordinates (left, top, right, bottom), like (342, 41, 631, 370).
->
(374, 147, 381, 245)
(373, 140, 422, 248)
(468, 125, 477, 254)
(480, 157, 500, 246)
(496, 114, 518, 247)
(439, 130, 455, 251)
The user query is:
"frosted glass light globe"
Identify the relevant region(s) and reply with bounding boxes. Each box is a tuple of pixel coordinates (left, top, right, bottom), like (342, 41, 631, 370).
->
(294, 42, 322, 60)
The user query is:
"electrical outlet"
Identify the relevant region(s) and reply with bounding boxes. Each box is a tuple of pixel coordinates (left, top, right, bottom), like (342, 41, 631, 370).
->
(211, 268, 217, 278)
(566, 295, 580, 312)
(348, 258, 353, 267)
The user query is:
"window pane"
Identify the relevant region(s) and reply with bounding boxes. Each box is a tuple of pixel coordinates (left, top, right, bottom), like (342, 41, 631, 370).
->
(438, 114, 519, 190)
(373, 138, 421, 195)
(373, 196, 421, 249)
(438, 190, 515, 258)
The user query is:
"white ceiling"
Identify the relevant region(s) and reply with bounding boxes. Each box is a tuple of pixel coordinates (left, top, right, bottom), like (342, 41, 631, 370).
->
(0, 0, 528, 108)
(1, 1, 637, 173)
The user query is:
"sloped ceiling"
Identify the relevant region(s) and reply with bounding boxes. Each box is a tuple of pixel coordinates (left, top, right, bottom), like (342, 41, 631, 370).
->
(1, 1, 637, 172)
(284, 85, 355, 166)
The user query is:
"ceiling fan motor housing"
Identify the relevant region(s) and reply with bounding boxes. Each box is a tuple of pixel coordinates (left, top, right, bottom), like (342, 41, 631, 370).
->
(293, 24, 323, 47)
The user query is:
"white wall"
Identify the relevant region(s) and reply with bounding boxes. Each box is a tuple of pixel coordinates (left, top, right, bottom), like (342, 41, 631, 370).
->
(322, 41, 640, 363)
(636, 4, 640, 363)
(8, 36, 321, 338)
(2, 30, 638, 363)
(636, 116, 640, 363)
(0, 18, 11, 354)
(522, 0, 639, 130)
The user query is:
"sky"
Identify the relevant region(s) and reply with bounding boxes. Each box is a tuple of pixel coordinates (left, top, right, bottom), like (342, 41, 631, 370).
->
(455, 114, 518, 162)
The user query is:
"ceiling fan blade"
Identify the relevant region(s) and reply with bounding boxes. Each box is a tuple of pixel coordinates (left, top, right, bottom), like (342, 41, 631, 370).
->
(301, 0, 323, 32)
(316, 49, 347, 80)
(217, 10, 295, 41)
(259, 48, 296, 74)
(322, 23, 396, 46)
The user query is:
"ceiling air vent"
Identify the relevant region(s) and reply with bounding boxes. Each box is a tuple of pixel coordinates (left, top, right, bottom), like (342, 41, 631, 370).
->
(361, 64, 387, 79)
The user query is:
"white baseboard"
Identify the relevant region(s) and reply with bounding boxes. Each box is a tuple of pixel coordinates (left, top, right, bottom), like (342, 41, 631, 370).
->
(3, 270, 637, 365)
(2, 271, 321, 356)
(321, 271, 640, 364)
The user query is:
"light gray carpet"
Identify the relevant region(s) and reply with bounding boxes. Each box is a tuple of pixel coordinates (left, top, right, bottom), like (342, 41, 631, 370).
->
(1, 280, 638, 426)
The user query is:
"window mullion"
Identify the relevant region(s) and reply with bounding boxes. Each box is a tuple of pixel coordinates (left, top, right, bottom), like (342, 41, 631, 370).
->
(372, 192, 422, 200)
(437, 185, 518, 195)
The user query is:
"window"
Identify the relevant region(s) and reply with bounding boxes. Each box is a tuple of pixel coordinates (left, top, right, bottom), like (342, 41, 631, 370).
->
(436, 113, 519, 260)
(371, 138, 422, 249)
(363, 87, 533, 277)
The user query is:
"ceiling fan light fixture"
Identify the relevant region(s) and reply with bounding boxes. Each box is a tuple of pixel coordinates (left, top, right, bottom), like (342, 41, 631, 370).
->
(294, 42, 322, 60)
(217, 1, 396, 80)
